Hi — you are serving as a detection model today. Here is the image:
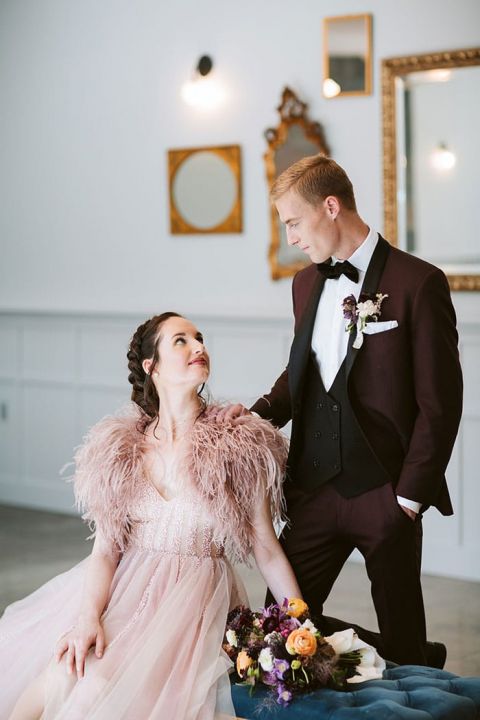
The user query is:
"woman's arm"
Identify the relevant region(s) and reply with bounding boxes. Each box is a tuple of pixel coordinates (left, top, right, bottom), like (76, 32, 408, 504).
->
(55, 533, 119, 678)
(251, 490, 302, 605)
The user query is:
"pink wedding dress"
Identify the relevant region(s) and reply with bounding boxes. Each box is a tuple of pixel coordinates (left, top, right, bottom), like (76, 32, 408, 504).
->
(0, 406, 287, 719)
(0, 479, 246, 719)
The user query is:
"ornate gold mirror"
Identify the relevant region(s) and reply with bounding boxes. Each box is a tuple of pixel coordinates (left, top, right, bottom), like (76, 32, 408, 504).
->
(168, 145, 242, 234)
(264, 87, 330, 280)
(323, 14, 372, 98)
(383, 47, 480, 291)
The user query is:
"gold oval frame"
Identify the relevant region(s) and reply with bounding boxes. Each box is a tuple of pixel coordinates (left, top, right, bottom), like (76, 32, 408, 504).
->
(382, 47, 480, 291)
(168, 145, 242, 234)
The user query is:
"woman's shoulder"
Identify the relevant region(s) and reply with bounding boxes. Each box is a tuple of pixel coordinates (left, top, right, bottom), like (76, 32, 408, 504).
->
(190, 405, 288, 563)
(72, 402, 149, 551)
(193, 405, 288, 451)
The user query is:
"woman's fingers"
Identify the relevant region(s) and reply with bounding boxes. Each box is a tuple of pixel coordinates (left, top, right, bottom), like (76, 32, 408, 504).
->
(55, 637, 68, 663)
(75, 641, 88, 679)
(66, 642, 75, 675)
(95, 628, 105, 658)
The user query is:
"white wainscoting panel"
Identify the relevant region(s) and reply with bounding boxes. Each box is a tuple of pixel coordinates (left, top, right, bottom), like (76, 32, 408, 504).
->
(0, 310, 478, 580)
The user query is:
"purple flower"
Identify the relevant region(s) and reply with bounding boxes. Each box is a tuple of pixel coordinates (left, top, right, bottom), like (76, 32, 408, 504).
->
(342, 294, 357, 322)
(274, 658, 290, 680)
(277, 684, 293, 706)
(261, 670, 278, 686)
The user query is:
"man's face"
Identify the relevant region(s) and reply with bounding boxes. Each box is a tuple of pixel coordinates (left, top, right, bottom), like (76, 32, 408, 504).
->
(275, 189, 339, 263)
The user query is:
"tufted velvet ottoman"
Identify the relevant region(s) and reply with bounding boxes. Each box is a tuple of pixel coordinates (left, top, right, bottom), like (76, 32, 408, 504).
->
(231, 665, 480, 719)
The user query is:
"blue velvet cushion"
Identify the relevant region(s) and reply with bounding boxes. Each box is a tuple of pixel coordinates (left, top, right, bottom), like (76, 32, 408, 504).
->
(231, 665, 480, 719)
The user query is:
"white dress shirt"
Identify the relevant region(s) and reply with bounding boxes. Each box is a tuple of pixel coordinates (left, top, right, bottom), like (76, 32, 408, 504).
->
(310, 227, 420, 514)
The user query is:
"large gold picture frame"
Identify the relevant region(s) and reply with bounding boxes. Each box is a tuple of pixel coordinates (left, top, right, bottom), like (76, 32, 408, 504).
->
(382, 47, 480, 291)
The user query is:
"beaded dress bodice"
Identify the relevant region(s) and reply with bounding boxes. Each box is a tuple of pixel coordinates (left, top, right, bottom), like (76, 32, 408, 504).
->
(127, 477, 224, 560)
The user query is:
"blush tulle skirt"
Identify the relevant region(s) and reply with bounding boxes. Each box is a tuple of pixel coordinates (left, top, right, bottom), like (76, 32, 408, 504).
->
(0, 548, 247, 719)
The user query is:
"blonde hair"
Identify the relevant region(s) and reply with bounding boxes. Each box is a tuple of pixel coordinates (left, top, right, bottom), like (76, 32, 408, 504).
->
(270, 154, 357, 211)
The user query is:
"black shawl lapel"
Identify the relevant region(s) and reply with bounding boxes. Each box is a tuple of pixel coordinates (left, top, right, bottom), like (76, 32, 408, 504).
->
(288, 273, 325, 403)
(345, 235, 391, 379)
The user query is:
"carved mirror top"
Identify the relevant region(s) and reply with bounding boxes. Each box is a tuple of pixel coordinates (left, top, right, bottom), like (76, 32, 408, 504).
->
(264, 87, 330, 280)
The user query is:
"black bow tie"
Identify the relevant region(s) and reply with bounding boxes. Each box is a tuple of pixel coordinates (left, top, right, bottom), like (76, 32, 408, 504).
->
(316, 259, 359, 283)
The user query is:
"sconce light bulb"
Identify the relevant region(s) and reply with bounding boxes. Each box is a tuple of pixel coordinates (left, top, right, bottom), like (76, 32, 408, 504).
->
(323, 78, 341, 98)
(181, 76, 225, 110)
(431, 143, 456, 171)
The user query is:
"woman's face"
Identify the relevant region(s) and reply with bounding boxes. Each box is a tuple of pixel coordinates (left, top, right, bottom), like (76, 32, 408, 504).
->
(148, 316, 210, 390)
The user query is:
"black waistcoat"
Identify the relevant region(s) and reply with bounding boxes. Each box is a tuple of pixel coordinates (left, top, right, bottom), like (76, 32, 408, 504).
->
(289, 355, 392, 497)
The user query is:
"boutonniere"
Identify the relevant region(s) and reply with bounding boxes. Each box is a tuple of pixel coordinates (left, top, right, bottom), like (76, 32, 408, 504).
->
(342, 293, 389, 349)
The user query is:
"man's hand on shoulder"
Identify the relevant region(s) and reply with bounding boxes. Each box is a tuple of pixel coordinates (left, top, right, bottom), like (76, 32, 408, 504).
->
(210, 403, 252, 424)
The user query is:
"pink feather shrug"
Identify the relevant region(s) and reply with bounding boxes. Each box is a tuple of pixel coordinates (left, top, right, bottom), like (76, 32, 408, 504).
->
(72, 403, 288, 564)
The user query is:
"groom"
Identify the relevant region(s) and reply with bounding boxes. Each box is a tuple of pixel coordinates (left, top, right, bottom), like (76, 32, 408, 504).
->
(221, 155, 463, 666)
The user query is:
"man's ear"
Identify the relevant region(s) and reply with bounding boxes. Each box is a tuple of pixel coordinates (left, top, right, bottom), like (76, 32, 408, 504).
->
(325, 195, 340, 220)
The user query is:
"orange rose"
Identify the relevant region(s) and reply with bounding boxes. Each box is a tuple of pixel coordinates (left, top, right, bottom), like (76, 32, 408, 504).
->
(286, 628, 317, 656)
(286, 598, 309, 618)
(236, 650, 254, 678)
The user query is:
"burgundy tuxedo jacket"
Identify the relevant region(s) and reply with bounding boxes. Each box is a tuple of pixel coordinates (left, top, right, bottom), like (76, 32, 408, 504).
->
(251, 236, 463, 515)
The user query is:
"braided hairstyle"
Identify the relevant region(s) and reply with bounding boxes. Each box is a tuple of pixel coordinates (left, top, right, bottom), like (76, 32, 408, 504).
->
(127, 312, 181, 421)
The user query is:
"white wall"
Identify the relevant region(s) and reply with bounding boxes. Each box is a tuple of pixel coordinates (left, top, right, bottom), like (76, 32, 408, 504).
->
(1, 0, 479, 317)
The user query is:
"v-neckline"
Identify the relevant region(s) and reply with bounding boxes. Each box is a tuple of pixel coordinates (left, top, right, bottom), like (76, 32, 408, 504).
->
(142, 475, 180, 504)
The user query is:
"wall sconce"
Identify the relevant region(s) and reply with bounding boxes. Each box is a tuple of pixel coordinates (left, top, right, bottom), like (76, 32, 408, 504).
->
(323, 78, 341, 98)
(431, 142, 456, 171)
(181, 55, 226, 110)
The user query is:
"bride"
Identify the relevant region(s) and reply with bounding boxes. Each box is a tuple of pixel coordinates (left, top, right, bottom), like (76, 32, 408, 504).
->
(0, 311, 303, 719)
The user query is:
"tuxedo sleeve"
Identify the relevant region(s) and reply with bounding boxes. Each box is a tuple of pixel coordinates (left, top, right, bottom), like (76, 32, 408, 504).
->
(250, 368, 291, 428)
(396, 268, 463, 505)
(249, 273, 302, 428)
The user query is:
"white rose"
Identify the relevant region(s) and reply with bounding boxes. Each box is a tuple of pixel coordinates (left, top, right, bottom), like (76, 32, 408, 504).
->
(357, 300, 377, 318)
(258, 647, 274, 672)
(324, 628, 357, 654)
(300, 618, 318, 635)
(226, 629, 238, 647)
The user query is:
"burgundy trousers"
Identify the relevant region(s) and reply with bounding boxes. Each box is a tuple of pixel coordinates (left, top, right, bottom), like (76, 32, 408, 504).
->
(275, 480, 427, 665)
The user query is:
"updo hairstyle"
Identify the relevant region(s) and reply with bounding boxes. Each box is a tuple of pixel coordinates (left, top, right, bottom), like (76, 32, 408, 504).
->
(127, 312, 181, 420)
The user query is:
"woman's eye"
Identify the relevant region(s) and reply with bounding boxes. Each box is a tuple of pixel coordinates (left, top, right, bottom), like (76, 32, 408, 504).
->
(174, 337, 186, 345)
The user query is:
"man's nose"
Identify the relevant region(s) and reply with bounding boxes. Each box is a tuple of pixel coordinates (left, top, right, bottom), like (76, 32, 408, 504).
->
(286, 229, 298, 246)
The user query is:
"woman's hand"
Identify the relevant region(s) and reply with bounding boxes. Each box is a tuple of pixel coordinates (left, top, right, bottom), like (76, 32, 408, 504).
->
(55, 614, 105, 679)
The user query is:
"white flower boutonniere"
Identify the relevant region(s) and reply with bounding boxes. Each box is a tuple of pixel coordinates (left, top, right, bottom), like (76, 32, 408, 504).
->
(342, 292, 389, 349)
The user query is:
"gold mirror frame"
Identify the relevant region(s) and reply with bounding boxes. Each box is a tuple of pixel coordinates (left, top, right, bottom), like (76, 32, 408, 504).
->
(264, 87, 330, 280)
(168, 145, 242, 234)
(323, 13, 373, 98)
(382, 47, 480, 291)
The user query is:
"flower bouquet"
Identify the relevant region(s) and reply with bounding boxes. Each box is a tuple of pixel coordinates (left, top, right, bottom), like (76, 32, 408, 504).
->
(223, 599, 385, 706)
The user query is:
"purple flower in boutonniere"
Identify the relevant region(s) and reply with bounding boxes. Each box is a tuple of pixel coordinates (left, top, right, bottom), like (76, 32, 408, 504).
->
(342, 292, 389, 350)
